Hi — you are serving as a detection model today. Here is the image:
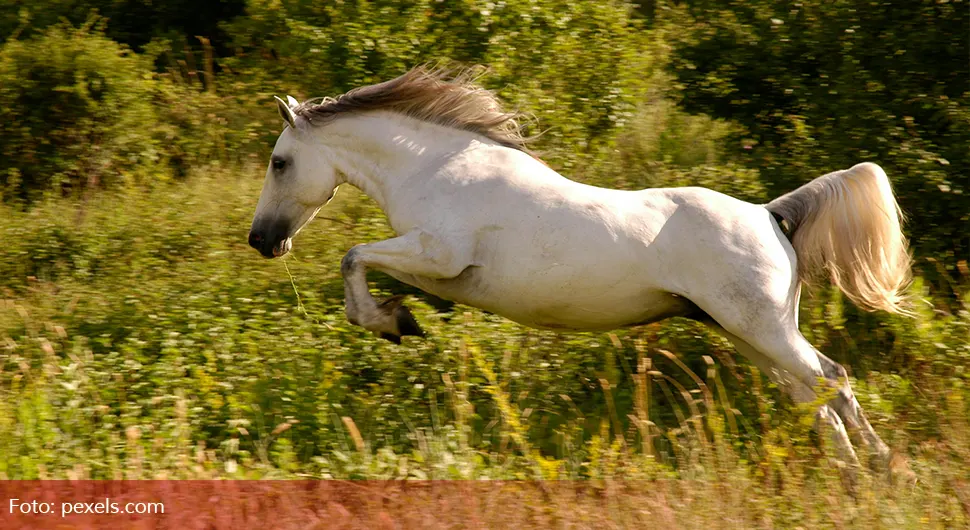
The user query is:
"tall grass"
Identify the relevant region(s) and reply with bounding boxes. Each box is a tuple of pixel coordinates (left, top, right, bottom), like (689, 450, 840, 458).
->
(0, 163, 967, 525)
(0, 85, 967, 525)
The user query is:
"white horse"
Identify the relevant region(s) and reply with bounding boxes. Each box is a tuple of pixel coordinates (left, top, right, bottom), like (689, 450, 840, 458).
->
(248, 66, 912, 469)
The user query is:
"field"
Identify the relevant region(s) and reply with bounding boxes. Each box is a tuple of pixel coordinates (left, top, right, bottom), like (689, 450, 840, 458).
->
(1, 1, 968, 527)
(1, 169, 968, 526)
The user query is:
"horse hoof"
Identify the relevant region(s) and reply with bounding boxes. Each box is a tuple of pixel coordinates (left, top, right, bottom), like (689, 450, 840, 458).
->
(395, 304, 425, 338)
(376, 295, 425, 341)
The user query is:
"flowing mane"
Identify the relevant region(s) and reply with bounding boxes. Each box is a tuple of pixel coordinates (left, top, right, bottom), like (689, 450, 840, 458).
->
(293, 65, 532, 151)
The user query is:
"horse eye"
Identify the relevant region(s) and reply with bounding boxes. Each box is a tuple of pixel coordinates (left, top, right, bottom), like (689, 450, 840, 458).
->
(272, 158, 286, 171)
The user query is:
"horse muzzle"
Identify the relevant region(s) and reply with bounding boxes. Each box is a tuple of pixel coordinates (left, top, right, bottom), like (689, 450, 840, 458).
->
(248, 219, 291, 259)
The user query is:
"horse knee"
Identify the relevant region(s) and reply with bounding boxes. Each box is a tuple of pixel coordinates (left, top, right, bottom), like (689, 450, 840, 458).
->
(341, 246, 362, 276)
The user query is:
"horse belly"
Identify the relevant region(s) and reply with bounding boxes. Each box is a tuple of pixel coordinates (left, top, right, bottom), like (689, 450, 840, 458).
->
(515, 289, 697, 331)
(413, 267, 693, 331)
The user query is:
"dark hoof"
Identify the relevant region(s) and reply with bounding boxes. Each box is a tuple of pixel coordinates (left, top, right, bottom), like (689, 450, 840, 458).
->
(395, 305, 424, 338)
(377, 295, 425, 343)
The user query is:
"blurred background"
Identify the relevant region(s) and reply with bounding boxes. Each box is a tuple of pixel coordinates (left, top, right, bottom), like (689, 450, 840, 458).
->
(0, 0, 968, 523)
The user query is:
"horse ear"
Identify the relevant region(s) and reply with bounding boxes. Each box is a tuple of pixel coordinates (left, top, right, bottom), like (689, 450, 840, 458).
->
(274, 96, 296, 128)
(286, 95, 299, 108)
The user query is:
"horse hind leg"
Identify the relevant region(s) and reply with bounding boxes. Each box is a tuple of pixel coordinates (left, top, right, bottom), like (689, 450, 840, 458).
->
(680, 207, 896, 474)
(707, 303, 893, 467)
(705, 322, 860, 467)
(686, 256, 897, 463)
(754, 329, 893, 468)
(815, 353, 892, 464)
(810, 349, 910, 481)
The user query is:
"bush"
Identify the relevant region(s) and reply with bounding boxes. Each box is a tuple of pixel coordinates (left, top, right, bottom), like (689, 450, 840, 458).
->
(667, 1, 970, 265)
(0, 1, 245, 53)
(221, 0, 653, 170)
(0, 20, 162, 202)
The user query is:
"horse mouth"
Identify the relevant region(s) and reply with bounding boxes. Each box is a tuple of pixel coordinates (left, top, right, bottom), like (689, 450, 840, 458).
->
(272, 238, 292, 258)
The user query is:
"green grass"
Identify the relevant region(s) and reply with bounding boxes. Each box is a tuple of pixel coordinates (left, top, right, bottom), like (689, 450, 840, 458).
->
(0, 167, 968, 526)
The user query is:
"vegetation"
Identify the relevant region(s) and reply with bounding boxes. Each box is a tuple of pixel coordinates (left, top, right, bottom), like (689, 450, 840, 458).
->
(0, 0, 967, 526)
(0, 21, 161, 200)
(670, 0, 970, 265)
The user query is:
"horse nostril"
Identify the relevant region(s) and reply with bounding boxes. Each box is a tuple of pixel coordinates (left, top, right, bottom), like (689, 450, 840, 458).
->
(248, 231, 263, 249)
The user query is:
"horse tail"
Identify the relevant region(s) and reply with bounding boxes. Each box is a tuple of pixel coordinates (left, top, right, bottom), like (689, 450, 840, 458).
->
(766, 162, 912, 315)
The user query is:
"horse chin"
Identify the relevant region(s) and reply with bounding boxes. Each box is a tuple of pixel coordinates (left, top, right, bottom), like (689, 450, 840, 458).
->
(272, 238, 293, 258)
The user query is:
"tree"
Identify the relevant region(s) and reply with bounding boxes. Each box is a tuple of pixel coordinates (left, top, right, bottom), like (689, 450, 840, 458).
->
(668, 0, 970, 266)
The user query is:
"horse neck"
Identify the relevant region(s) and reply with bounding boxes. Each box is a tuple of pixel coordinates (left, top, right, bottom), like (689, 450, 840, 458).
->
(318, 112, 475, 212)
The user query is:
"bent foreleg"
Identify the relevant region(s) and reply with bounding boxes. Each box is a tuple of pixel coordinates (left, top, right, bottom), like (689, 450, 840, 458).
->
(341, 230, 473, 343)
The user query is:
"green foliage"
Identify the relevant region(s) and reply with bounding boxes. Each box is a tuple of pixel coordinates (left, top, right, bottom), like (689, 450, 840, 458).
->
(0, 20, 162, 201)
(0, 0, 245, 51)
(0, 175, 967, 530)
(668, 0, 970, 262)
(147, 46, 276, 177)
(222, 0, 651, 167)
(0, 1, 968, 524)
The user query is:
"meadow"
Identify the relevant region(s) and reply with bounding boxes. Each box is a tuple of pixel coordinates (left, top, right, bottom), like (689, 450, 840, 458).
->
(1, 1, 968, 527)
(2, 169, 969, 525)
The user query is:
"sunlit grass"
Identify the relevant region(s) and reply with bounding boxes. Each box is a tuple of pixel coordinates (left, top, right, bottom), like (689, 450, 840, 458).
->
(0, 166, 967, 526)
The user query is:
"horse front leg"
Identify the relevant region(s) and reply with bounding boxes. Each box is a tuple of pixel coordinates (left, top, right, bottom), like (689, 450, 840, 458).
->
(340, 229, 473, 343)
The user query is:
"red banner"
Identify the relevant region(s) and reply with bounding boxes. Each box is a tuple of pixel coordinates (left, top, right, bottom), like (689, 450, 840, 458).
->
(0, 480, 661, 529)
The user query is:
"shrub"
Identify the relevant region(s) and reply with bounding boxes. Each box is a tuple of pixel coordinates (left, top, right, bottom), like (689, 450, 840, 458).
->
(0, 20, 162, 202)
(221, 0, 652, 169)
(667, 1, 970, 264)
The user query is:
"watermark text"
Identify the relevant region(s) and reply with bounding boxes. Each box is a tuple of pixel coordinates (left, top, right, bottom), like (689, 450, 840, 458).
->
(8, 498, 164, 517)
